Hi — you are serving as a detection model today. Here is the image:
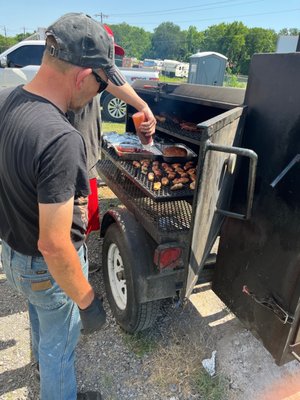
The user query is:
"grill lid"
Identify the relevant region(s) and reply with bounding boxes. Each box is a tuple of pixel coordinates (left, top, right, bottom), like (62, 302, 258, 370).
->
(132, 81, 246, 108)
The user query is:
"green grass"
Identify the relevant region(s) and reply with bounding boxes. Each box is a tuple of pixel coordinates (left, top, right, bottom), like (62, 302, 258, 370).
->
(193, 371, 229, 400)
(102, 121, 125, 134)
(159, 75, 187, 84)
(224, 74, 247, 88)
(122, 331, 157, 358)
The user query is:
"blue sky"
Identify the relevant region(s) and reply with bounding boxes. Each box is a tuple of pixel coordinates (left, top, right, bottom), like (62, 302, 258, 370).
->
(0, 0, 299, 36)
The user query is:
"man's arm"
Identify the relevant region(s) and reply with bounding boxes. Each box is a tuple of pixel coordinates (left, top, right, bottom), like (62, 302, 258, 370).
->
(106, 81, 156, 136)
(38, 197, 94, 309)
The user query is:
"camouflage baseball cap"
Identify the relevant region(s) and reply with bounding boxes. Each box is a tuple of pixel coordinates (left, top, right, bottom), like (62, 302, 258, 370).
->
(45, 12, 125, 86)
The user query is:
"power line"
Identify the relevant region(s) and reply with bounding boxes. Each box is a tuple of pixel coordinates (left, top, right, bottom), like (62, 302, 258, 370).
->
(108, 7, 300, 27)
(0, 25, 7, 36)
(107, 0, 263, 17)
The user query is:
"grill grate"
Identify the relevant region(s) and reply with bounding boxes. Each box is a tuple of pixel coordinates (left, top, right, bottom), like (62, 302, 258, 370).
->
(156, 120, 204, 145)
(103, 145, 196, 202)
(98, 160, 192, 240)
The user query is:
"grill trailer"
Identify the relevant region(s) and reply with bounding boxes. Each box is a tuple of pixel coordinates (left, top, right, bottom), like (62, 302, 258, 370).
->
(97, 52, 300, 365)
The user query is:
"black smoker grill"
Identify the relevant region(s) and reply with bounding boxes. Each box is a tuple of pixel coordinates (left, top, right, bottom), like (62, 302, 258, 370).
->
(213, 52, 300, 365)
(98, 81, 253, 258)
(97, 82, 257, 298)
(97, 53, 300, 366)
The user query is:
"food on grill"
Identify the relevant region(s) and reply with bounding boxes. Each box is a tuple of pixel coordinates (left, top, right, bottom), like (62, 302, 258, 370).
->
(161, 177, 169, 186)
(187, 168, 196, 175)
(155, 114, 166, 123)
(164, 167, 174, 173)
(131, 159, 196, 193)
(163, 147, 187, 157)
(179, 172, 189, 178)
(153, 182, 162, 191)
(174, 167, 184, 174)
(132, 161, 141, 168)
(168, 115, 181, 124)
(167, 172, 176, 180)
(116, 145, 144, 153)
(141, 165, 148, 175)
(184, 161, 194, 170)
(180, 121, 200, 132)
(153, 169, 163, 178)
(148, 172, 155, 181)
(173, 177, 190, 184)
(160, 112, 181, 124)
(171, 183, 184, 191)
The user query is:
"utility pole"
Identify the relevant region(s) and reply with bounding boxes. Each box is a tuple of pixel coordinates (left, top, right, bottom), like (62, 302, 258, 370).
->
(94, 12, 109, 23)
(0, 25, 7, 37)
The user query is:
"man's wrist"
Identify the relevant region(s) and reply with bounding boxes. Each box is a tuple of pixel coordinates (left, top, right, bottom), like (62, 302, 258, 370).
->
(78, 291, 95, 310)
(138, 102, 148, 113)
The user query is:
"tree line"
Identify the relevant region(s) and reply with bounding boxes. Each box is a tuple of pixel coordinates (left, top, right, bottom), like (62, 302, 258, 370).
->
(0, 23, 299, 75)
(109, 22, 298, 75)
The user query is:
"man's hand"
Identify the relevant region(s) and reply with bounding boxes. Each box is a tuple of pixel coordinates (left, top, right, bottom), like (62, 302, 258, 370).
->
(79, 296, 107, 334)
(140, 106, 157, 137)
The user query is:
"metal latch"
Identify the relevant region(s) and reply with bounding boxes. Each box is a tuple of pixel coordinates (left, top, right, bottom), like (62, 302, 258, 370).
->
(242, 285, 294, 325)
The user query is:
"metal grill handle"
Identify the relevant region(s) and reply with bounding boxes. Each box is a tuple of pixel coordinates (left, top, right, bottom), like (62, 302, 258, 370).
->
(206, 143, 258, 220)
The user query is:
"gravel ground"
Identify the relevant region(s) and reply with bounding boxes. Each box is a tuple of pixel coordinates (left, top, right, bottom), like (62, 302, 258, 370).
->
(1, 187, 299, 399)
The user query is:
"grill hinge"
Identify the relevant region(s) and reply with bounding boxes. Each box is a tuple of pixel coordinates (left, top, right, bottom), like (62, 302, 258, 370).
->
(242, 285, 294, 325)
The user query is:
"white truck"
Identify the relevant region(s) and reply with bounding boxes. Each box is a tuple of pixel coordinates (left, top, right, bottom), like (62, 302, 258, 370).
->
(0, 39, 159, 122)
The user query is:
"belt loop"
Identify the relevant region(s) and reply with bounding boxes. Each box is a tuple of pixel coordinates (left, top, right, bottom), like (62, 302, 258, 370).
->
(27, 254, 33, 271)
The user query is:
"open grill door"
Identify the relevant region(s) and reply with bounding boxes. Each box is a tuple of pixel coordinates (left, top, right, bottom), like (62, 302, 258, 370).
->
(212, 53, 300, 365)
(181, 105, 257, 300)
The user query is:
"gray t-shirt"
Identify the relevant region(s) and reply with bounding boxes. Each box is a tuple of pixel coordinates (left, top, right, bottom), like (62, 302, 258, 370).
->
(67, 95, 102, 179)
(0, 86, 90, 255)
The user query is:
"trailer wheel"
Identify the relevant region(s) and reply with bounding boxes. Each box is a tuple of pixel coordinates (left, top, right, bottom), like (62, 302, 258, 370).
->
(102, 223, 160, 333)
(101, 93, 126, 123)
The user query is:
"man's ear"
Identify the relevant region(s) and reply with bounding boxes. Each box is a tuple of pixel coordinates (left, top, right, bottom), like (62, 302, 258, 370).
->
(75, 68, 92, 90)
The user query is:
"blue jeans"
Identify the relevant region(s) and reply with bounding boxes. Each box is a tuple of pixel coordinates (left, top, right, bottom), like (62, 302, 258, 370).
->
(1, 241, 89, 400)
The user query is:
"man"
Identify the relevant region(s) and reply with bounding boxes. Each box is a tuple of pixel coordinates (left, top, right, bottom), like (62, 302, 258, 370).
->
(67, 26, 125, 273)
(68, 25, 126, 234)
(0, 12, 155, 400)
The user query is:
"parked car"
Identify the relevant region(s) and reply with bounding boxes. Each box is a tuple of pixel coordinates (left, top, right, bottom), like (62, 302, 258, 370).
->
(0, 39, 159, 122)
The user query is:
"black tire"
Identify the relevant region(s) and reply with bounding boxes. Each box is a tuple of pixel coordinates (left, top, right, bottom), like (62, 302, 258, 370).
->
(102, 223, 160, 333)
(101, 93, 127, 123)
